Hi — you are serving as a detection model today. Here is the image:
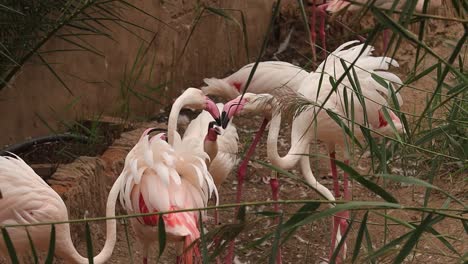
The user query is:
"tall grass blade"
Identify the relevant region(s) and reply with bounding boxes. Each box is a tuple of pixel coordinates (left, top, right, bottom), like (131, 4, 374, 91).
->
(44, 224, 56, 264)
(37, 54, 73, 95)
(240, 0, 281, 98)
(377, 174, 465, 206)
(158, 216, 167, 258)
(330, 215, 354, 264)
(25, 228, 39, 264)
(198, 211, 208, 264)
(352, 211, 369, 263)
(393, 214, 434, 263)
(122, 219, 134, 263)
(269, 214, 283, 264)
(335, 161, 398, 203)
(85, 222, 94, 263)
(1, 227, 19, 264)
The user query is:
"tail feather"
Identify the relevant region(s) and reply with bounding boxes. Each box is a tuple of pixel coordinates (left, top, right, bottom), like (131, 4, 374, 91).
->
(202, 78, 239, 100)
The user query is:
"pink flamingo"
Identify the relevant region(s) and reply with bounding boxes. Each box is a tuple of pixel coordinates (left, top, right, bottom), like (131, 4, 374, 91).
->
(316, 0, 442, 53)
(118, 128, 218, 264)
(202, 61, 308, 206)
(0, 154, 119, 263)
(167, 88, 222, 146)
(202, 61, 308, 263)
(223, 41, 404, 262)
(180, 103, 239, 229)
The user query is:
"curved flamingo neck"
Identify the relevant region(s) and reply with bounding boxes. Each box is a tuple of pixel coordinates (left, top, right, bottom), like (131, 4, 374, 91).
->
(204, 130, 218, 163)
(64, 175, 121, 263)
(266, 112, 308, 170)
(168, 97, 187, 146)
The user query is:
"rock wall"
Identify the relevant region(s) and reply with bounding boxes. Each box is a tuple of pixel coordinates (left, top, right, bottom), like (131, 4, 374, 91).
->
(0, 0, 275, 146)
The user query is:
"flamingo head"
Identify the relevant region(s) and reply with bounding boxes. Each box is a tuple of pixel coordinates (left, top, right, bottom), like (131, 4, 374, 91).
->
(206, 121, 222, 141)
(179, 88, 222, 126)
(221, 93, 273, 128)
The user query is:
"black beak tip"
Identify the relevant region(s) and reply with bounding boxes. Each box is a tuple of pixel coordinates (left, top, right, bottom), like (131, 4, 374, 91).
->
(214, 117, 222, 126)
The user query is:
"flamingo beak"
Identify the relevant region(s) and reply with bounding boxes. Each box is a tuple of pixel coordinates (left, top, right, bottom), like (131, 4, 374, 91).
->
(221, 98, 247, 129)
(208, 121, 223, 136)
(205, 97, 221, 126)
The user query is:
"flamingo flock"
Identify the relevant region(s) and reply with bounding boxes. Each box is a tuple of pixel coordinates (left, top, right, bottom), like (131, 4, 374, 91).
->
(0, 9, 406, 264)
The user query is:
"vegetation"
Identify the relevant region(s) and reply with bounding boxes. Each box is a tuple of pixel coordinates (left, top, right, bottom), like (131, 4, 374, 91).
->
(0, 0, 467, 263)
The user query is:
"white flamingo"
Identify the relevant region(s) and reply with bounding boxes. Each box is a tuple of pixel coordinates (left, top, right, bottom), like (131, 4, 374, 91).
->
(313, 0, 442, 53)
(223, 40, 404, 262)
(118, 128, 218, 264)
(202, 61, 309, 263)
(0, 154, 119, 263)
(167, 88, 222, 146)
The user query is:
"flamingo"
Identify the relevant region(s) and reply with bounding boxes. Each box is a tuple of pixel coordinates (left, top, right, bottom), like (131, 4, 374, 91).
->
(0, 154, 119, 263)
(316, 0, 442, 53)
(181, 103, 239, 227)
(167, 88, 222, 146)
(202, 61, 308, 206)
(118, 127, 218, 264)
(202, 61, 309, 263)
(222, 40, 404, 262)
(168, 88, 239, 221)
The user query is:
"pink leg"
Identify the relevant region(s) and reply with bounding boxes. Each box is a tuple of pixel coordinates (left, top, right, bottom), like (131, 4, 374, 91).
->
(143, 257, 148, 264)
(309, 0, 318, 60)
(383, 29, 390, 52)
(270, 177, 282, 264)
(339, 160, 351, 260)
(318, 3, 328, 57)
(329, 151, 342, 262)
(343, 160, 350, 201)
(225, 118, 269, 264)
(176, 256, 181, 264)
(329, 151, 340, 198)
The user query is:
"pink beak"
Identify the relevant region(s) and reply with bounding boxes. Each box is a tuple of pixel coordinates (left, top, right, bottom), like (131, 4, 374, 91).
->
(221, 97, 247, 128)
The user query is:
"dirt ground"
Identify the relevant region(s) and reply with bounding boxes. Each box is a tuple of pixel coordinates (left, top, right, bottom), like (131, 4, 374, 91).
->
(2, 5, 466, 264)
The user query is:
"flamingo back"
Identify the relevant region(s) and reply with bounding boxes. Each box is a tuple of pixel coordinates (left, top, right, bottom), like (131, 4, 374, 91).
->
(0, 155, 69, 257)
(118, 130, 217, 245)
(295, 41, 404, 145)
(202, 61, 309, 100)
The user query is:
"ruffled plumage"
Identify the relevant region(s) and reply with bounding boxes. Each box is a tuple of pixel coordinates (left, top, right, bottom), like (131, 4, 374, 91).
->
(118, 128, 218, 262)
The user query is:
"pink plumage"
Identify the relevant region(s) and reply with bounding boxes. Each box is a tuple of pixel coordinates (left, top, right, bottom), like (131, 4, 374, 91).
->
(0, 154, 120, 263)
(118, 128, 217, 264)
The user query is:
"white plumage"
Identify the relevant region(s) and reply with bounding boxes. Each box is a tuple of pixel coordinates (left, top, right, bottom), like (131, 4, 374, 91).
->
(202, 61, 309, 100)
(117, 128, 218, 263)
(183, 103, 239, 186)
(0, 154, 119, 263)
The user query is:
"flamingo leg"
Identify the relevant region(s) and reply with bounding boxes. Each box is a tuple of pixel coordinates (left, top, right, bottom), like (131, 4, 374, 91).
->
(383, 29, 390, 52)
(329, 151, 340, 198)
(270, 174, 282, 264)
(329, 151, 342, 262)
(318, 3, 328, 57)
(309, 0, 318, 60)
(339, 159, 351, 260)
(142, 243, 149, 264)
(225, 118, 269, 264)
